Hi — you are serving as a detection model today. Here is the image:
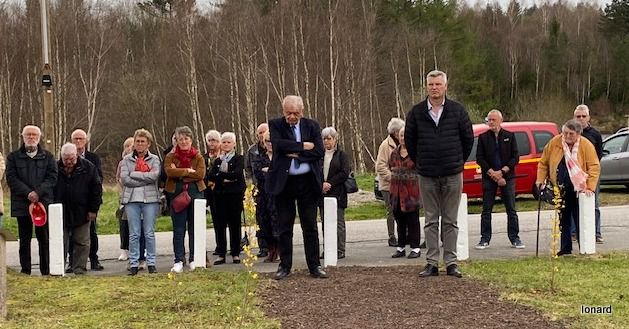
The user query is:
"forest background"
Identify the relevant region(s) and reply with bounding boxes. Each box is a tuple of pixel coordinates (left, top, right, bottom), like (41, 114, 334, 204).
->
(0, 0, 627, 180)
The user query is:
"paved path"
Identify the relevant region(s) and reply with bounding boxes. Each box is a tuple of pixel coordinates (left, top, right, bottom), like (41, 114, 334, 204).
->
(6, 205, 629, 276)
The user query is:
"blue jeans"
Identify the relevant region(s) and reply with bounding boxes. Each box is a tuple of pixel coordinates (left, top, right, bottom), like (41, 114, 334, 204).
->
(125, 202, 159, 267)
(170, 183, 203, 263)
(480, 177, 520, 243)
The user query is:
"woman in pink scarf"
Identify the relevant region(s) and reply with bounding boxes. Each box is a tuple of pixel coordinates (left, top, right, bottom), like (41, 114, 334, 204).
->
(536, 119, 600, 255)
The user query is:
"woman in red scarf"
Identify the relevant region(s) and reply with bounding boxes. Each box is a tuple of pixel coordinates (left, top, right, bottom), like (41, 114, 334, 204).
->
(164, 126, 206, 273)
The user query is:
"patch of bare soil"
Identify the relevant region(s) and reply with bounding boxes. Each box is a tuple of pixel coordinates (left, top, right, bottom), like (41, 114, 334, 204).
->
(260, 266, 565, 329)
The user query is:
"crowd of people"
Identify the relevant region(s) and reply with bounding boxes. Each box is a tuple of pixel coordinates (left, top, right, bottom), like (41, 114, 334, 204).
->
(0, 70, 605, 279)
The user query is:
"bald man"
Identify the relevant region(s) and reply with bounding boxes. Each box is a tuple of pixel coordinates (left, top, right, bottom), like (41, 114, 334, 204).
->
(245, 123, 269, 186)
(245, 123, 271, 257)
(71, 129, 104, 271)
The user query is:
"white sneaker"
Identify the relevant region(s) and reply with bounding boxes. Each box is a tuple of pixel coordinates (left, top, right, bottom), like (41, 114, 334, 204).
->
(171, 262, 183, 273)
(139, 260, 146, 270)
(188, 261, 196, 271)
(118, 250, 129, 261)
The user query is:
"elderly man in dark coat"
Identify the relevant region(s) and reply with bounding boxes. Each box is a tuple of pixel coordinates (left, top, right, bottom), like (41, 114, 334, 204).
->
(6, 125, 58, 275)
(54, 143, 103, 275)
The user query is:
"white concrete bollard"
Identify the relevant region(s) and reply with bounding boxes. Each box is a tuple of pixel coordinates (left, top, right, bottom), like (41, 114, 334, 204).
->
(323, 197, 338, 268)
(193, 199, 207, 268)
(456, 193, 469, 261)
(578, 193, 596, 254)
(48, 203, 64, 276)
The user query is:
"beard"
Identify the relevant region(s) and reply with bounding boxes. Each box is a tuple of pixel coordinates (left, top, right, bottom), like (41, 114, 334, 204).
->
(24, 143, 38, 153)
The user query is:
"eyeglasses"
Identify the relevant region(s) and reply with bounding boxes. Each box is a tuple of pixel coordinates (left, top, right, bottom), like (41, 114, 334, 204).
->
(575, 115, 588, 118)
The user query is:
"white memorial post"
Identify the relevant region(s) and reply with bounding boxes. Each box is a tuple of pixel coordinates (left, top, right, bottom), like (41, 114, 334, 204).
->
(456, 193, 469, 261)
(193, 199, 207, 268)
(48, 203, 64, 276)
(323, 197, 338, 267)
(578, 193, 596, 254)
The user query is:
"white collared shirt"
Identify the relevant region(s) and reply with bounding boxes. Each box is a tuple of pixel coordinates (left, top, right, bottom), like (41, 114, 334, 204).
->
(428, 99, 445, 125)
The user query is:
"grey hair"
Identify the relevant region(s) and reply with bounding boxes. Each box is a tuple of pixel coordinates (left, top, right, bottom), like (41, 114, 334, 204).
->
(426, 70, 448, 84)
(282, 95, 304, 110)
(257, 123, 268, 132)
(71, 129, 88, 141)
(60, 142, 78, 156)
(387, 118, 405, 135)
(562, 119, 583, 135)
(175, 126, 193, 139)
(221, 132, 237, 143)
(22, 125, 42, 136)
(321, 127, 338, 139)
(487, 109, 503, 119)
(574, 104, 590, 116)
(205, 129, 221, 142)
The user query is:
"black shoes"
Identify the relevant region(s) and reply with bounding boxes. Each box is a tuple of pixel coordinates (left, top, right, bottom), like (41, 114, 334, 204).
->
(388, 237, 397, 247)
(446, 264, 462, 278)
(213, 258, 226, 265)
(128, 267, 139, 276)
(232, 256, 241, 264)
(392, 250, 406, 258)
(257, 249, 269, 258)
(419, 264, 439, 277)
(274, 267, 291, 280)
(310, 266, 328, 279)
(148, 266, 157, 274)
(73, 267, 86, 275)
(407, 251, 421, 259)
(557, 250, 572, 256)
(338, 252, 345, 259)
(91, 262, 104, 271)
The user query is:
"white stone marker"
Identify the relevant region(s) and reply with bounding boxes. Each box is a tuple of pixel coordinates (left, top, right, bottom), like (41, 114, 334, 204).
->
(578, 193, 596, 254)
(456, 193, 469, 261)
(323, 197, 338, 267)
(194, 199, 207, 268)
(48, 203, 64, 276)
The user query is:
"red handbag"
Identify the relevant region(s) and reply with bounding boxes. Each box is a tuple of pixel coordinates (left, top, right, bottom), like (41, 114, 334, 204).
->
(171, 184, 191, 213)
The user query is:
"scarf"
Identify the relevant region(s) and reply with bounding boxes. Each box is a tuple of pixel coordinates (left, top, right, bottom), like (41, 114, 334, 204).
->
(561, 135, 588, 192)
(219, 149, 236, 173)
(174, 145, 198, 168)
(134, 154, 151, 172)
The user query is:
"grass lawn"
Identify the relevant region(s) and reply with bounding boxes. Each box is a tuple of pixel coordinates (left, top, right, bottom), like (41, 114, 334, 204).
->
(2, 269, 279, 329)
(466, 252, 629, 329)
(3, 253, 627, 328)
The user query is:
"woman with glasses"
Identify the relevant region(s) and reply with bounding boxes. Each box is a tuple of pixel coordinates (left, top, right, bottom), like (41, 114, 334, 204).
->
(536, 119, 600, 256)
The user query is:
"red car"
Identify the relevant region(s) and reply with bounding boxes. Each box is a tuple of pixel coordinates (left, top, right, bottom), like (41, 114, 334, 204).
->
(463, 121, 559, 199)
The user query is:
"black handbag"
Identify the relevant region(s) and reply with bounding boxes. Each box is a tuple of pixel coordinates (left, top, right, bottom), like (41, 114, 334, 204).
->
(344, 172, 359, 194)
(536, 182, 563, 206)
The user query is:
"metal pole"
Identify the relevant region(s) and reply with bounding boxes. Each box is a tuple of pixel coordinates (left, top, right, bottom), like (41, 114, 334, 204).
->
(40, 0, 56, 157)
